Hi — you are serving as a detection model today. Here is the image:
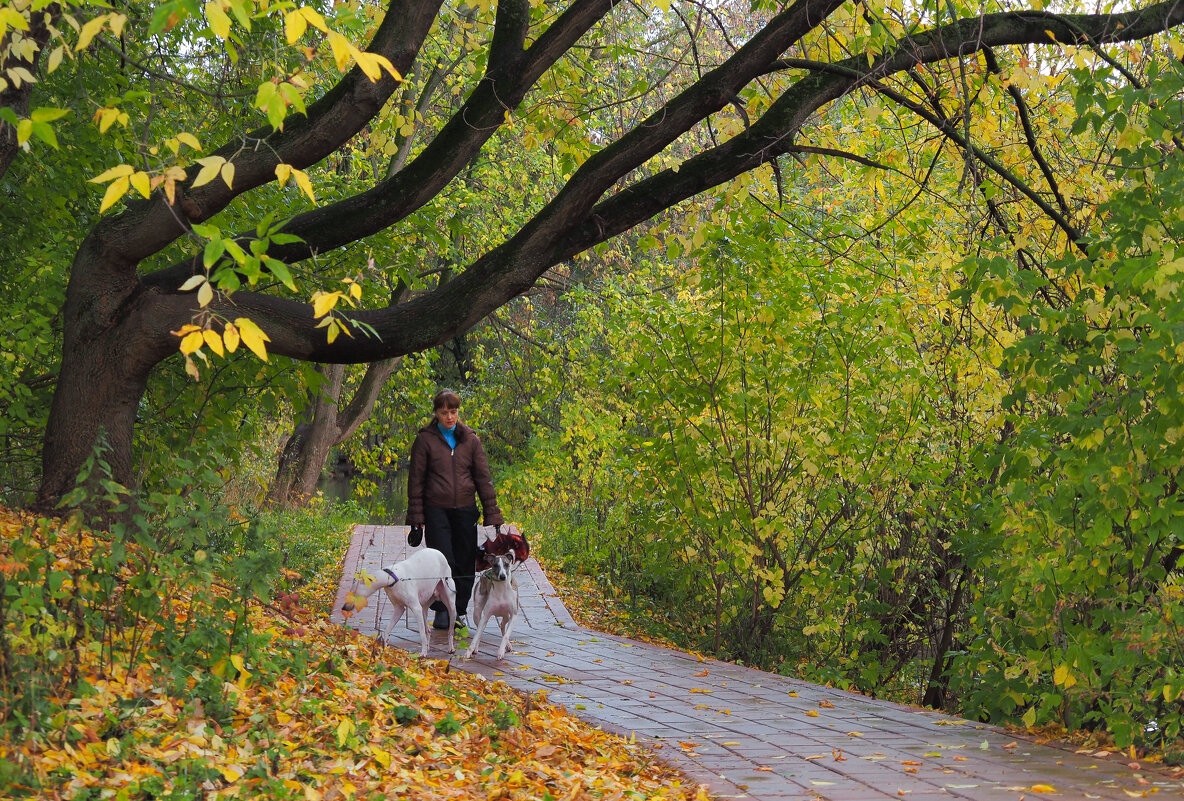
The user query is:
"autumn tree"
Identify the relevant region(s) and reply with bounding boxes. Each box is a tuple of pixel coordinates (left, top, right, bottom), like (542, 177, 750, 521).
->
(2, 0, 1182, 509)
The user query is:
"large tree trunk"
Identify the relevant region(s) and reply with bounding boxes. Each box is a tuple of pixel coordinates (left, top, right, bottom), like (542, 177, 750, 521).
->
(266, 358, 402, 508)
(36, 244, 177, 510)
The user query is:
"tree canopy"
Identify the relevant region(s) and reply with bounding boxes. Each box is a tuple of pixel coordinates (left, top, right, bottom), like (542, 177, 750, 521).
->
(2, 0, 1183, 507)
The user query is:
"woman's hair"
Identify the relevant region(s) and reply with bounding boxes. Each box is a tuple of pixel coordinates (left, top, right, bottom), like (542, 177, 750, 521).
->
(433, 388, 461, 410)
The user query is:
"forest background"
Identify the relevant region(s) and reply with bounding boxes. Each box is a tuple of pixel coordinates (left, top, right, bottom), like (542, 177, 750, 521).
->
(2, 0, 1184, 794)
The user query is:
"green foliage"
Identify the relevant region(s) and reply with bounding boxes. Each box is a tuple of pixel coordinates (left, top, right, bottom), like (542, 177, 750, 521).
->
(0, 441, 363, 744)
(950, 65, 1184, 750)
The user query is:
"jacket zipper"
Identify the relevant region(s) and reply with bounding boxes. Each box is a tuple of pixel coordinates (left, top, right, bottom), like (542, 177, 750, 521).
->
(450, 444, 458, 508)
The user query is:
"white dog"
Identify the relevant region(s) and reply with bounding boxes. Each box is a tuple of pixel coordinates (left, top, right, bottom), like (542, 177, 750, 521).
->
(341, 547, 456, 657)
(465, 551, 520, 660)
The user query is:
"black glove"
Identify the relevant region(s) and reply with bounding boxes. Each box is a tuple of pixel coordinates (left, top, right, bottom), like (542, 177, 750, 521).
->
(408, 526, 424, 547)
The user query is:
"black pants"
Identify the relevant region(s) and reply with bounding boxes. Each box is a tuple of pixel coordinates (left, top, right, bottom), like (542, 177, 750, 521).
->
(424, 505, 480, 615)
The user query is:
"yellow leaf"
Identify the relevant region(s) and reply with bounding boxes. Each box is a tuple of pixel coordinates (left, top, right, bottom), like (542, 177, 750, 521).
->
(90, 163, 135, 183)
(327, 30, 351, 71)
(179, 331, 204, 355)
(96, 107, 121, 134)
(284, 8, 307, 43)
(130, 171, 151, 198)
(0, 7, 30, 33)
(335, 717, 354, 747)
(1030, 785, 1056, 793)
(275, 163, 292, 186)
(48, 45, 65, 72)
(218, 764, 243, 783)
(352, 48, 401, 83)
(326, 320, 339, 343)
(197, 281, 214, 307)
(804, 709, 820, 717)
(177, 132, 202, 151)
(107, 13, 127, 38)
(192, 156, 227, 188)
(1053, 664, 1077, 689)
(234, 317, 270, 361)
(220, 161, 235, 189)
(370, 745, 391, 769)
(292, 168, 315, 203)
(299, 7, 329, 33)
(206, 1, 231, 39)
(75, 13, 108, 52)
(99, 176, 129, 213)
(203, 329, 224, 357)
(348, 281, 362, 300)
(162, 166, 187, 205)
(312, 291, 339, 318)
(223, 322, 240, 353)
(230, 654, 251, 676)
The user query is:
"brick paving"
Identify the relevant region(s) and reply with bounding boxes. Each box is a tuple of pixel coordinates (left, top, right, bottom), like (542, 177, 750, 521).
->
(330, 525, 1184, 800)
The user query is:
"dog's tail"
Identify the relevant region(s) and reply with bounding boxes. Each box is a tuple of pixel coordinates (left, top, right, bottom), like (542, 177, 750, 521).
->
(341, 569, 396, 612)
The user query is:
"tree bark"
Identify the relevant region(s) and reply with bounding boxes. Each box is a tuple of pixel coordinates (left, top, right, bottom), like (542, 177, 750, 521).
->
(266, 357, 402, 508)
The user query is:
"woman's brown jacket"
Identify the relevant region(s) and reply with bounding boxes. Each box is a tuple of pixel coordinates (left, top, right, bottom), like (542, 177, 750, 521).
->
(405, 422, 504, 527)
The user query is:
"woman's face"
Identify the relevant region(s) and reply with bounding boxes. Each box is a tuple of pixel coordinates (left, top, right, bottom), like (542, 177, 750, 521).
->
(435, 405, 459, 428)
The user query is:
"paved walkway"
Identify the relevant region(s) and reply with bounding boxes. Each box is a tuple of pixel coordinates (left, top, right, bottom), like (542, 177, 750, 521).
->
(330, 525, 1184, 800)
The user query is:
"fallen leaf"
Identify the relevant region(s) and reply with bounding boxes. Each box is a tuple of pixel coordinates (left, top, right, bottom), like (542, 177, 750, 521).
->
(804, 709, 819, 717)
(819, 700, 835, 708)
(901, 760, 922, 766)
(693, 669, 709, 677)
(1030, 784, 1057, 793)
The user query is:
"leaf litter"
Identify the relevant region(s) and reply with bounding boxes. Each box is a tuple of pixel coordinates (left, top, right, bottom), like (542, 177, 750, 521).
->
(0, 509, 710, 800)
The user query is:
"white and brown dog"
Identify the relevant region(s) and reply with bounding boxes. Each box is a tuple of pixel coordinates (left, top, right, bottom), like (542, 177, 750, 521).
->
(341, 547, 456, 657)
(465, 551, 520, 661)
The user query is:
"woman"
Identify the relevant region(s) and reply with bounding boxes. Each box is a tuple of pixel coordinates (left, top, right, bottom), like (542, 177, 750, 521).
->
(405, 388, 504, 630)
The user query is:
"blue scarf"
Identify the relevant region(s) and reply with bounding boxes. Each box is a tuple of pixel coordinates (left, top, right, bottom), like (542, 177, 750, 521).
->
(437, 422, 457, 449)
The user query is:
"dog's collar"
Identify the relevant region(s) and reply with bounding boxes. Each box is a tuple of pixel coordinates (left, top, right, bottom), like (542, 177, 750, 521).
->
(383, 567, 399, 583)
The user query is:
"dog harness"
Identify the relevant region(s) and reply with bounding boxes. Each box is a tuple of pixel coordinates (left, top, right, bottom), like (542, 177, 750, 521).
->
(383, 567, 400, 583)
